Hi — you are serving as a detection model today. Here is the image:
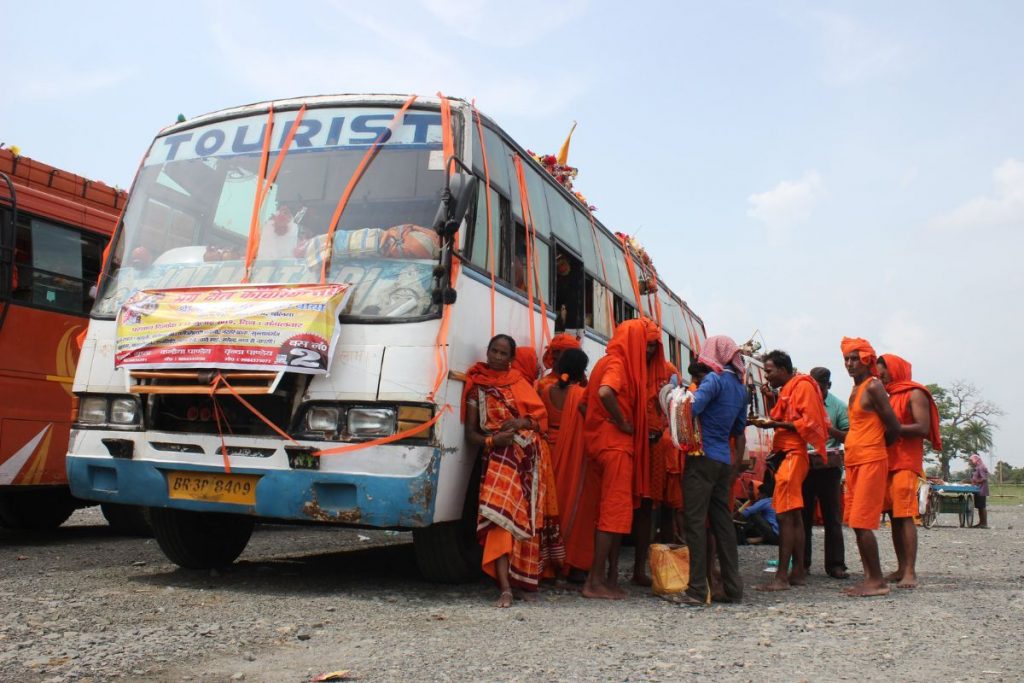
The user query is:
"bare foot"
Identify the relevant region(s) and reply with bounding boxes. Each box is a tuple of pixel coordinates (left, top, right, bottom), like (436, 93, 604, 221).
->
(827, 568, 849, 580)
(788, 570, 807, 586)
(896, 573, 918, 589)
(582, 580, 626, 600)
(496, 590, 513, 608)
(756, 577, 791, 592)
(631, 572, 653, 587)
(884, 570, 903, 582)
(844, 581, 890, 597)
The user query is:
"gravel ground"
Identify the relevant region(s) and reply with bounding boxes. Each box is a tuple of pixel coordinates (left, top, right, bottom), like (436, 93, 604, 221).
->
(1, 504, 1021, 683)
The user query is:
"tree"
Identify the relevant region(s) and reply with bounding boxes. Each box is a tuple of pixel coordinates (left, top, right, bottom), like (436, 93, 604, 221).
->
(926, 381, 1003, 479)
(995, 460, 1014, 483)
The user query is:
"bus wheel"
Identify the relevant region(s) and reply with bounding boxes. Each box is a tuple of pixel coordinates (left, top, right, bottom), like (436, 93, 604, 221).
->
(0, 490, 78, 530)
(148, 507, 254, 569)
(412, 468, 482, 583)
(101, 503, 152, 536)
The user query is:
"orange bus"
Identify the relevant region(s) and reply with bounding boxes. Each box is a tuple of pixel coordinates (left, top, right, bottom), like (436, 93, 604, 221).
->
(0, 147, 136, 529)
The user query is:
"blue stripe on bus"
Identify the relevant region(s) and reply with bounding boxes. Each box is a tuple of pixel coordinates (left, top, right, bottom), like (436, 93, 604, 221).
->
(67, 455, 439, 528)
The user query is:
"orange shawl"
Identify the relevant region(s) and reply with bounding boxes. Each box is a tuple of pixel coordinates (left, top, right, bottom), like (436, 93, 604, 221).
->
(512, 347, 541, 385)
(770, 373, 829, 458)
(461, 362, 548, 432)
(881, 353, 942, 449)
(585, 318, 663, 500)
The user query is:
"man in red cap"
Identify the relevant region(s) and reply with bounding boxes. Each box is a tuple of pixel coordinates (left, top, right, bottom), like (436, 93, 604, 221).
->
(841, 337, 902, 597)
(877, 353, 942, 589)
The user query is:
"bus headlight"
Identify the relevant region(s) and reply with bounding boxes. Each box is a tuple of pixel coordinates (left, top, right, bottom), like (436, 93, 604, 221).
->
(79, 397, 109, 425)
(109, 398, 141, 425)
(74, 395, 142, 429)
(306, 406, 342, 433)
(347, 408, 396, 438)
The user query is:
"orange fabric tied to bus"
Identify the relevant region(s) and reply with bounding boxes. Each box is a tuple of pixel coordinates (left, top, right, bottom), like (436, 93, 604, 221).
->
(63, 94, 710, 579)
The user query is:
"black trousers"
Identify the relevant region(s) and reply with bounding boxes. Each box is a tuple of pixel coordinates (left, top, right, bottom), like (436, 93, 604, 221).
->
(801, 466, 846, 573)
(682, 456, 743, 601)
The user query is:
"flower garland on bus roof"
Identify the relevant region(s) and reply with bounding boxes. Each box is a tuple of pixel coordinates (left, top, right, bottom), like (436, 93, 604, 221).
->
(528, 149, 597, 212)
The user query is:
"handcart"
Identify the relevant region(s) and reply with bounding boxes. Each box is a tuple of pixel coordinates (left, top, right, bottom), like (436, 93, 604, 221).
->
(921, 483, 979, 528)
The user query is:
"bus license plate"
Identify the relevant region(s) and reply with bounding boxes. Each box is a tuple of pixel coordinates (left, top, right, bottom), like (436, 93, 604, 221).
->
(166, 471, 259, 505)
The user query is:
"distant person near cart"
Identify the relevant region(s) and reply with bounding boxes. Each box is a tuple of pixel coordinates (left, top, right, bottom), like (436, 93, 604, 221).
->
(968, 454, 990, 529)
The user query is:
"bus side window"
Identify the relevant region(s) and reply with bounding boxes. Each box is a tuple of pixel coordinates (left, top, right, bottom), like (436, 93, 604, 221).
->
(14, 217, 97, 315)
(586, 275, 613, 338)
(554, 247, 584, 331)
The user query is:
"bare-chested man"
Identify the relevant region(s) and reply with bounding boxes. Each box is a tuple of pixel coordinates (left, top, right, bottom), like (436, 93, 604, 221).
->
(877, 353, 942, 589)
(840, 337, 902, 597)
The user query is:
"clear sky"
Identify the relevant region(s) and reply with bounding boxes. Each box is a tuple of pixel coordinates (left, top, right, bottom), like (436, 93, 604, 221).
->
(3, 1, 1021, 467)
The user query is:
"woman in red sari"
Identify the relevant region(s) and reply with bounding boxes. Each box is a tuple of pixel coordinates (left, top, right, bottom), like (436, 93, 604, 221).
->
(463, 334, 564, 607)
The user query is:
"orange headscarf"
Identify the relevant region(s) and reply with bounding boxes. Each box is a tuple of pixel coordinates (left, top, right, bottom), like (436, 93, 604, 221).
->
(542, 333, 582, 370)
(881, 353, 942, 449)
(461, 361, 548, 431)
(841, 336, 879, 377)
(512, 347, 541, 384)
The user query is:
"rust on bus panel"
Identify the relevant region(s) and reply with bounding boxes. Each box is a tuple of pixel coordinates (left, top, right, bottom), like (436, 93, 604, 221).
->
(301, 492, 362, 524)
(405, 450, 441, 526)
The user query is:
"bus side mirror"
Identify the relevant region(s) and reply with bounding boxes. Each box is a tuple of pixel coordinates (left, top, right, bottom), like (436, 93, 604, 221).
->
(434, 174, 479, 237)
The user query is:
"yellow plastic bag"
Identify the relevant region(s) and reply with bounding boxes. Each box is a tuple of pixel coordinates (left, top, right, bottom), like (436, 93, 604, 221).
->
(649, 543, 690, 596)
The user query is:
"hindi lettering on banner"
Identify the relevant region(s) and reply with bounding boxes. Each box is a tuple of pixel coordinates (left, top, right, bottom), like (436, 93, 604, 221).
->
(114, 284, 352, 374)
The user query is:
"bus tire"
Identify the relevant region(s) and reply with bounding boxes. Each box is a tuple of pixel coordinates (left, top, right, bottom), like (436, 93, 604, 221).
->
(100, 503, 153, 536)
(0, 489, 78, 530)
(148, 507, 254, 569)
(413, 462, 482, 583)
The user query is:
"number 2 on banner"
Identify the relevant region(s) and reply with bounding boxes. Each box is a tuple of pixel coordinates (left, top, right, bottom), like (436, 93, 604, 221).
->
(288, 348, 322, 369)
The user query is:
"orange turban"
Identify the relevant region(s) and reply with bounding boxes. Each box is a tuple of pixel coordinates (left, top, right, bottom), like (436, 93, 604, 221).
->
(542, 333, 582, 370)
(840, 336, 878, 377)
(880, 353, 942, 450)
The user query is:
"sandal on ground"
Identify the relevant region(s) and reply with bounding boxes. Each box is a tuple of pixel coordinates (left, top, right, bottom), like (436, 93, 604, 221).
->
(663, 592, 706, 607)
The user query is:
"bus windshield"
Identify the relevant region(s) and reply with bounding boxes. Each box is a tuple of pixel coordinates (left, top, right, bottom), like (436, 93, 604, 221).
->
(93, 105, 448, 320)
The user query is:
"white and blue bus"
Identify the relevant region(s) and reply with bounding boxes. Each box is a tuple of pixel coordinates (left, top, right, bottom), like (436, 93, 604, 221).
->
(67, 93, 707, 581)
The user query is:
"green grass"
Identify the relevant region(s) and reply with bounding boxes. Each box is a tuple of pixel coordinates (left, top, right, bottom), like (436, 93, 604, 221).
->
(988, 483, 1024, 505)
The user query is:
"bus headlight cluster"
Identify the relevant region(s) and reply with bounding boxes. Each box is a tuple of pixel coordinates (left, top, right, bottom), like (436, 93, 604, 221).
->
(75, 395, 143, 428)
(298, 404, 433, 442)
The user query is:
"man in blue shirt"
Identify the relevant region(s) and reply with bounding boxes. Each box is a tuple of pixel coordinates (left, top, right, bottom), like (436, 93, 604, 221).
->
(739, 480, 780, 544)
(802, 367, 850, 579)
(679, 335, 749, 605)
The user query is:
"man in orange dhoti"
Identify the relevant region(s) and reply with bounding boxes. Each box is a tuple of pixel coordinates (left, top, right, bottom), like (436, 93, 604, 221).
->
(580, 318, 663, 600)
(841, 337, 901, 598)
(463, 334, 563, 607)
(755, 350, 830, 592)
(878, 353, 942, 589)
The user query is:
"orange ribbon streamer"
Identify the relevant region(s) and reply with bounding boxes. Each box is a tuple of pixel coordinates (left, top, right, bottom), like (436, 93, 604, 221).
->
(471, 101, 497, 338)
(585, 211, 616, 332)
(618, 234, 645, 319)
(319, 95, 419, 284)
(427, 92, 459, 401)
(243, 105, 308, 282)
(314, 405, 452, 456)
(243, 106, 275, 282)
